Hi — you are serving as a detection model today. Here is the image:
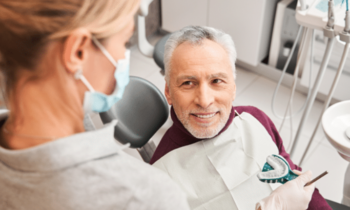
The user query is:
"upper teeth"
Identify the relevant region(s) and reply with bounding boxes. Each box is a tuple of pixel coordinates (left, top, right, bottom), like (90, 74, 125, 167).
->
(195, 113, 216, 119)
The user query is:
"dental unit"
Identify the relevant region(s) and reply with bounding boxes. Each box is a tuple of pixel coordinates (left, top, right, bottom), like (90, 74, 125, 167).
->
(271, 0, 350, 163)
(273, 0, 350, 206)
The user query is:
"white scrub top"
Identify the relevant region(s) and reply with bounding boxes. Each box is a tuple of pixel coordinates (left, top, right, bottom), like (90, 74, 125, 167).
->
(0, 110, 190, 210)
(153, 112, 280, 210)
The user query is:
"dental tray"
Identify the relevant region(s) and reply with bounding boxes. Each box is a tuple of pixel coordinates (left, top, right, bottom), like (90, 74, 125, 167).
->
(257, 154, 299, 184)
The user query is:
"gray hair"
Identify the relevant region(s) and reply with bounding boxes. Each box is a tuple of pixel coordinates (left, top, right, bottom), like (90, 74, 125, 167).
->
(164, 26, 237, 84)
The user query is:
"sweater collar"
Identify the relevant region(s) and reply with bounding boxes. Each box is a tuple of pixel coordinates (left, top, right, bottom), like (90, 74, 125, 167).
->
(169, 106, 235, 145)
(0, 110, 123, 172)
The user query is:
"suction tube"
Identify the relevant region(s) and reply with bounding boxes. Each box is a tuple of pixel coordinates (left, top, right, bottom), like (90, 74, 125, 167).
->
(280, 29, 315, 151)
(299, 42, 350, 166)
(299, 7, 350, 165)
(289, 37, 335, 158)
(271, 26, 305, 120)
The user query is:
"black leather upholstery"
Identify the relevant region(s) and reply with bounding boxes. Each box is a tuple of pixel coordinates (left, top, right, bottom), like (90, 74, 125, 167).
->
(153, 33, 171, 70)
(326, 199, 350, 210)
(100, 76, 169, 148)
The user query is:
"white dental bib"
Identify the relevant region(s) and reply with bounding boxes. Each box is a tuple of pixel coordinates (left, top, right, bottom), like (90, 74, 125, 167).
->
(153, 112, 280, 210)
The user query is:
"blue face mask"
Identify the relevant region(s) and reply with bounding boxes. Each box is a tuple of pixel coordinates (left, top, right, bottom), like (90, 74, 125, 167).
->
(74, 36, 130, 113)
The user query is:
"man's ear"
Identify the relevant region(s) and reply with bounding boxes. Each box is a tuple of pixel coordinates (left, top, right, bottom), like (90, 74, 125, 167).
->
(62, 28, 92, 74)
(165, 82, 173, 105)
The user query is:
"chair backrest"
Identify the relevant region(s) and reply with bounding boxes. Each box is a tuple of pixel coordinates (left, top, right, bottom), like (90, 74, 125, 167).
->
(100, 76, 169, 148)
(153, 33, 171, 70)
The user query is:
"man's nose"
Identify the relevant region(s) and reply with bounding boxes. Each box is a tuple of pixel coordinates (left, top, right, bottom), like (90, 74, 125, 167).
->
(194, 83, 214, 109)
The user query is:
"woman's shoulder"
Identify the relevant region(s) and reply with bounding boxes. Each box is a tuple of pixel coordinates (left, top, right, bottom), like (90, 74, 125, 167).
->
(96, 151, 189, 209)
(87, 150, 178, 185)
(109, 151, 179, 182)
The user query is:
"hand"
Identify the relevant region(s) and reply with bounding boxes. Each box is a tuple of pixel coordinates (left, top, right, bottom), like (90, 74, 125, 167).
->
(256, 170, 316, 210)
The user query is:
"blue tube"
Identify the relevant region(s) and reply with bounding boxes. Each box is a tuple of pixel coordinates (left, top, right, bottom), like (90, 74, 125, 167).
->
(347, 0, 349, 11)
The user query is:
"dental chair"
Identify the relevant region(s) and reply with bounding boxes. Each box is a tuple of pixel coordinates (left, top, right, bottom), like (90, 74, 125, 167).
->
(326, 199, 350, 210)
(100, 0, 171, 163)
(136, 0, 350, 208)
(99, 76, 169, 163)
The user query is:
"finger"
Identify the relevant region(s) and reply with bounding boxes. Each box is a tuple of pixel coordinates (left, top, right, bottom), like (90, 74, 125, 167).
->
(292, 170, 302, 175)
(303, 170, 313, 180)
(296, 170, 313, 185)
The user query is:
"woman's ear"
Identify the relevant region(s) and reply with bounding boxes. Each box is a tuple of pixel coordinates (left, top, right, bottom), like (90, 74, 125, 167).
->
(62, 28, 92, 74)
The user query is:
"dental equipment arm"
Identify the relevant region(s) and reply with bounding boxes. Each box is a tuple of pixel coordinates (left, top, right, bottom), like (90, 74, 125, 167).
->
(346, 10, 350, 32)
(290, 0, 337, 158)
(327, 0, 335, 29)
(299, 6, 350, 166)
(137, 0, 154, 57)
(256, 171, 315, 210)
(300, 0, 307, 11)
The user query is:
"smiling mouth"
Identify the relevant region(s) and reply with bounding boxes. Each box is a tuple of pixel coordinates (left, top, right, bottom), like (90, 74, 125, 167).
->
(191, 112, 218, 119)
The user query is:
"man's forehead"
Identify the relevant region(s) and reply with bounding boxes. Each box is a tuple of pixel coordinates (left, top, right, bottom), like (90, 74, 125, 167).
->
(170, 39, 232, 75)
(171, 58, 231, 81)
(173, 40, 228, 62)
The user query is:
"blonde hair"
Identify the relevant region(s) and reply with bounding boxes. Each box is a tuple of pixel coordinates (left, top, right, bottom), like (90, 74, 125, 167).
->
(0, 0, 139, 97)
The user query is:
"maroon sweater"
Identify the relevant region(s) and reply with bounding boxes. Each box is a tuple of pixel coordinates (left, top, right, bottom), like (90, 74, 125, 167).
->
(150, 106, 331, 210)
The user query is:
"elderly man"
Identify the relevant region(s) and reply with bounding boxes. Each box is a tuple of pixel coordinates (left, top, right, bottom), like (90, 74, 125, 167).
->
(150, 26, 331, 210)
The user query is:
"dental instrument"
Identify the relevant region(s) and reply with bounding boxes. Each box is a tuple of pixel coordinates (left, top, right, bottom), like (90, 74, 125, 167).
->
(258, 154, 299, 184)
(304, 171, 328, 187)
(299, 0, 350, 166)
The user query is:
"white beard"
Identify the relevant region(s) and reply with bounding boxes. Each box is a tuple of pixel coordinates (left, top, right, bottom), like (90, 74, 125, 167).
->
(177, 109, 230, 139)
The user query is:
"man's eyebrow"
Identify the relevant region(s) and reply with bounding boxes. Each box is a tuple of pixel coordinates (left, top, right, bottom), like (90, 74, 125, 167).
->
(208, 73, 229, 79)
(176, 75, 197, 82)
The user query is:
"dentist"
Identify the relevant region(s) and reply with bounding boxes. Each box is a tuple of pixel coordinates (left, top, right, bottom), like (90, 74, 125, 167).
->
(0, 0, 189, 209)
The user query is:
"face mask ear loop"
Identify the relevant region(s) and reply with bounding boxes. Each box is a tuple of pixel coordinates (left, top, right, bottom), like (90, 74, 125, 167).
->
(124, 49, 131, 61)
(74, 68, 95, 93)
(91, 36, 118, 67)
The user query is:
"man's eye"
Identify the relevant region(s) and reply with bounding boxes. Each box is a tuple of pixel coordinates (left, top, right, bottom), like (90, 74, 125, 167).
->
(182, 81, 193, 86)
(213, 79, 222, 84)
